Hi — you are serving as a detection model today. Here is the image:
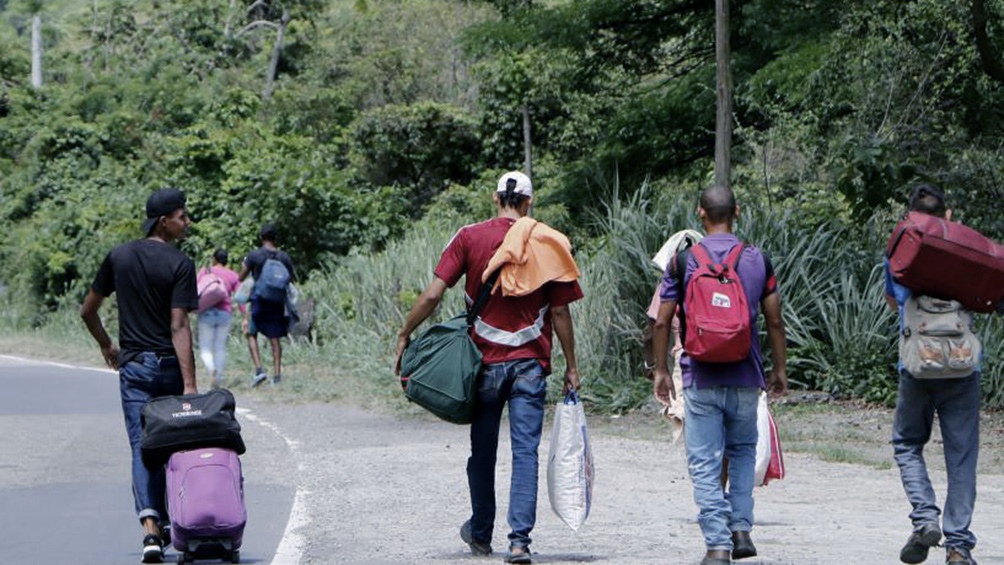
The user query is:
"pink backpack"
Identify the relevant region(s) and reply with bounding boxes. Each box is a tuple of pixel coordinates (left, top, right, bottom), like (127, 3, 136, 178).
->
(197, 269, 228, 313)
(681, 243, 752, 363)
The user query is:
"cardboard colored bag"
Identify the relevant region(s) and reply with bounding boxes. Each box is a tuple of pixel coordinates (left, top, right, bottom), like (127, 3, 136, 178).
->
(754, 392, 785, 486)
(547, 390, 594, 531)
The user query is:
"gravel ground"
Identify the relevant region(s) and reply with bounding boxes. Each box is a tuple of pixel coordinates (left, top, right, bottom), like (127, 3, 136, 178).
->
(238, 398, 1004, 565)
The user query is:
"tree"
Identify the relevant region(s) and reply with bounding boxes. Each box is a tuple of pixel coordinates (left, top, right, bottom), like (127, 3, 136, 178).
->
(972, 0, 1004, 85)
(234, 0, 322, 100)
(10, 0, 45, 87)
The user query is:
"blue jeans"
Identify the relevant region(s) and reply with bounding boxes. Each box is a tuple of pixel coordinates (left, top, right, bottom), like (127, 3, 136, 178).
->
(120, 352, 184, 523)
(467, 359, 547, 549)
(197, 308, 233, 380)
(893, 371, 980, 551)
(683, 385, 760, 551)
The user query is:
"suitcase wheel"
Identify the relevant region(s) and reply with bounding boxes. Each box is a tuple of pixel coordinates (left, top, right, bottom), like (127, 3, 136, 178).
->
(231, 550, 240, 563)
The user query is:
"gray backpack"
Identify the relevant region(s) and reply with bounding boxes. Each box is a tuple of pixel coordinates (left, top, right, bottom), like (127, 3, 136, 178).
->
(900, 295, 981, 379)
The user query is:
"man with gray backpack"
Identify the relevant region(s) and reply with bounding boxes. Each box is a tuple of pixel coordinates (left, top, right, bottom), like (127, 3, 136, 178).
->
(884, 185, 981, 565)
(239, 222, 295, 387)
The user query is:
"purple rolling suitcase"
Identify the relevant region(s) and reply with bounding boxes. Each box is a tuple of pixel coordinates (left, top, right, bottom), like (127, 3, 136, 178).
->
(167, 448, 246, 564)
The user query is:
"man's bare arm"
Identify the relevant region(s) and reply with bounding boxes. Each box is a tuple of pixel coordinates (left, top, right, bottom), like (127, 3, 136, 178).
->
(761, 292, 788, 395)
(80, 289, 118, 369)
(395, 277, 449, 374)
(551, 304, 580, 393)
(652, 298, 677, 404)
(171, 308, 197, 394)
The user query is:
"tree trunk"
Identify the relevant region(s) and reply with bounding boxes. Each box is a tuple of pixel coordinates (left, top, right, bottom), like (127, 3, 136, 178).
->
(972, 0, 1004, 85)
(224, 0, 237, 41)
(262, 9, 290, 101)
(31, 14, 43, 88)
(522, 104, 533, 180)
(714, 0, 732, 189)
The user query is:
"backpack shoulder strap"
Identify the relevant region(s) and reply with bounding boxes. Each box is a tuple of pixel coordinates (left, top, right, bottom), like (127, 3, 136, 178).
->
(687, 241, 712, 268)
(722, 243, 746, 272)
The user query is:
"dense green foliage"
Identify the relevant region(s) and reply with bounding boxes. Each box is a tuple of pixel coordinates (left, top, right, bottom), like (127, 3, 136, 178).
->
(2, 0, 1004, 409)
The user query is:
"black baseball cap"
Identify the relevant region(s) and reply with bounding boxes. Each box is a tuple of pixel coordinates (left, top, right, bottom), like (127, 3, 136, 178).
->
(141, 188, 187, 235)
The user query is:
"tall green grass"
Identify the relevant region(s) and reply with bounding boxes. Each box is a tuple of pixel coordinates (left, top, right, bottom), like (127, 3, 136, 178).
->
(297, 183, 983, 414)
(5, 189, 1004, 413)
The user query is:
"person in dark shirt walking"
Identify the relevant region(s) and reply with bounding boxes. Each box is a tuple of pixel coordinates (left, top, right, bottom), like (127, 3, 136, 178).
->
(239, 222, 295, 387)
(80, 188, 199, 563)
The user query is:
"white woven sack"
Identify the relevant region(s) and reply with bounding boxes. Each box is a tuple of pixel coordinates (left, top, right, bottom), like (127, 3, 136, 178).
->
(753, 391, 771, 486)
(546, 391, 594, 531)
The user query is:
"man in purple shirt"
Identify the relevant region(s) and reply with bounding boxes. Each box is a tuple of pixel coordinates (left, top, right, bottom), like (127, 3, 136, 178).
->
(651, 185, 788, 565)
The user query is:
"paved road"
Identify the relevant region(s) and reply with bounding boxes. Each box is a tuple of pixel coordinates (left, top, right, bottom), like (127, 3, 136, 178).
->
(0, 356, 294, 565)
(4, 355, 1004, 564)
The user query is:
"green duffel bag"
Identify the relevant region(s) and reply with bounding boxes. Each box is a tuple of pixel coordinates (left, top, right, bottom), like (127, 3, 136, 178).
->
(400, 313, 482, 424)
(400, 270, 499, 424)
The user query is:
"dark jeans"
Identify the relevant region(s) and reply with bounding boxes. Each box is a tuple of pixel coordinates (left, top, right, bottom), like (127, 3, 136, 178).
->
(467, 359, 547, 549)
(120, 352, 184, 523)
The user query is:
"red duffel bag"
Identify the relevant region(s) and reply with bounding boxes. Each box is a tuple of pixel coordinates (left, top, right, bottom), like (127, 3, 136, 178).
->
(887, 211, 1004, 313)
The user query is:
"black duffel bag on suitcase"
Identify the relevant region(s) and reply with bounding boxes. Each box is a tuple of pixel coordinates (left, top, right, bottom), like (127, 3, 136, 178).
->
(140, 388, 246, 469)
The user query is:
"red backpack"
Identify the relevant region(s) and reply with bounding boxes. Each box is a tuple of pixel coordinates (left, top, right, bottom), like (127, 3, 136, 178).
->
(678, 243, 752, 363)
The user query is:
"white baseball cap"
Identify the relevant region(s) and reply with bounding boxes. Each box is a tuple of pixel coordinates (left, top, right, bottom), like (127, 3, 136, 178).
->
(496, 171, 533, 197)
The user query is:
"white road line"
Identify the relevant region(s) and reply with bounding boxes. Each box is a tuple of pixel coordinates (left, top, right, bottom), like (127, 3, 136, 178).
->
(238, 407, 309, 565)
(2, 354, 309, 564)
(0, 354, 116, 373)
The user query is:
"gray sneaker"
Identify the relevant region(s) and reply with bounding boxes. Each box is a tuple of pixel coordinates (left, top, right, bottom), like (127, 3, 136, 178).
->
(251, 368, 268, 388)
(459, 520, 492, 556)
(901, 523, 942, 564)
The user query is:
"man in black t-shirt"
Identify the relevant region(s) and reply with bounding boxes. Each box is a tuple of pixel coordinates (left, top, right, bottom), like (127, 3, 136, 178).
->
(238, 222, 295, 387)
(80, 188, 198, 564)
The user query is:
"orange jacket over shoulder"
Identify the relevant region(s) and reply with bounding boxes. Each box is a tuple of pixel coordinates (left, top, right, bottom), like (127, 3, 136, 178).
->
(482, 217, 580, 296)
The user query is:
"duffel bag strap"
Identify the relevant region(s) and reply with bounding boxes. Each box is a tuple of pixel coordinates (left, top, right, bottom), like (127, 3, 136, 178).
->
(467, 269, 501, 327)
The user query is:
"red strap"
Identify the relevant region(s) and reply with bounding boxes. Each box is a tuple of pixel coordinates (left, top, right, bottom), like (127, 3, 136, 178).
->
(722, 244, 745, 272)
(689, 242, 744, 274)
(688, 242, 713, 268)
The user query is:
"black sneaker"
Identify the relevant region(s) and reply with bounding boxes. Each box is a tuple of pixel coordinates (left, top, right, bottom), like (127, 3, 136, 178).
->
(732, 530, 757, 559)
(901, 523, 942, 564)
(459, 520, 492, 556)
(270, 374, 281, 386)
(141, 533, 164, 563)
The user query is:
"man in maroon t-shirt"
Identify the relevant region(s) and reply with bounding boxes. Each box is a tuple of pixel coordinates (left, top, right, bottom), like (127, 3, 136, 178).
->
(395, 171, 582, 564)
(651, 185, 787, 565)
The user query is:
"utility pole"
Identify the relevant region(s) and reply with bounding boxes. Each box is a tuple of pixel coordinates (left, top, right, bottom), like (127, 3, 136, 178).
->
(522, 104, 533, 179)
(714, 0, 732, 189)
(31, 13, 43, 88)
